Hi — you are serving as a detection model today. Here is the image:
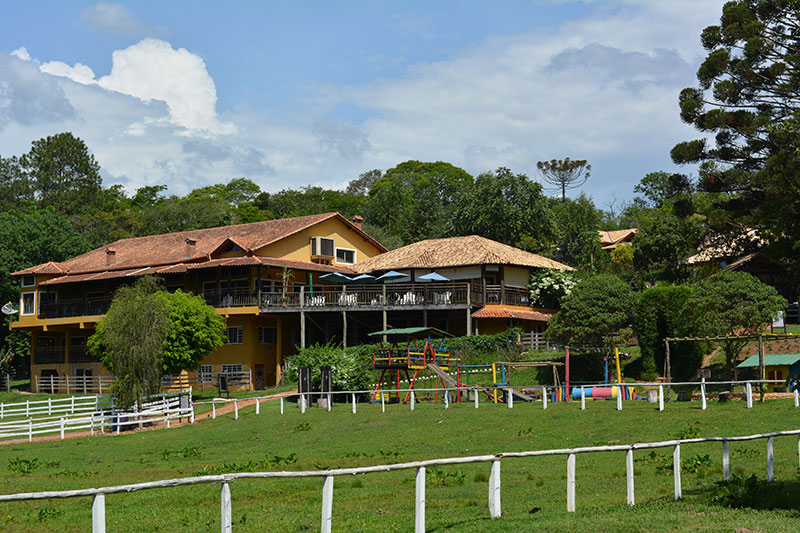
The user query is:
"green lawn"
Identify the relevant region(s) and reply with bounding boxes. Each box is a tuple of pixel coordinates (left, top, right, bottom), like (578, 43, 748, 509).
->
(2, 396, 800, 531)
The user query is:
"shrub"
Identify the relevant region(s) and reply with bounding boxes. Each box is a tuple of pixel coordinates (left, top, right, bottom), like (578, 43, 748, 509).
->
(284, 342, 371, 392)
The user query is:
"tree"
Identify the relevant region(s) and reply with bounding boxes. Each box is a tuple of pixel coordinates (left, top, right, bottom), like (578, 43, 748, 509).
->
(89, 277, 226, 407)
(685, 271, 787, 376)
(0, 156, 34, 213)
(20, 132, 103, 216)
(633, 171, 695, 217)
(449, 167, 553, 252)
(550, 194, 607, 270)
(671, 1, 800, 283)
(536, 158, 591, 200)
(633, 210, 705, 279)
(346, 169, 383, 196)
(545, 274, 637, 353)
(88, 277, 171, 409)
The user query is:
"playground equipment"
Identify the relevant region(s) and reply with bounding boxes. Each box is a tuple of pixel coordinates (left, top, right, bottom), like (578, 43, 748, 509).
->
(570, 385, 636, 401)
(368, 327, 464, 403)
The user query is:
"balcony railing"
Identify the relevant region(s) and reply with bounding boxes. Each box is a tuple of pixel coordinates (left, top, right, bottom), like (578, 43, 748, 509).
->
(34, 347, 65, 365)
(30, 283, 535, 318)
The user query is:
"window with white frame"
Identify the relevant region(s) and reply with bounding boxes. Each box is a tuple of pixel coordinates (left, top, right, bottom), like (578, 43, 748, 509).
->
(223, 326, 243, 344)
(258, 326, 277, 344)
(21, 275, 35, 287)
(221, 364, 243, 374)
(199, 364, 213, 380)
(21, 292, 35, 316)
(335, 247, 356, 264)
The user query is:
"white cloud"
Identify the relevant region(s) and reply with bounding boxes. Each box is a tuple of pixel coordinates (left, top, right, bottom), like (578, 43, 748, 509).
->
(81, 2, 167, 37)
(40, 61, 97, 85)
(10, 47, 31, 61)
(97, 39, 234, 135)
(0, 53, 74, 129)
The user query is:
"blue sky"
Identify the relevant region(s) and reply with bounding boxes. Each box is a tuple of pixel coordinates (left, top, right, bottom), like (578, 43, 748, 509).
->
(0, 1, 727, 207)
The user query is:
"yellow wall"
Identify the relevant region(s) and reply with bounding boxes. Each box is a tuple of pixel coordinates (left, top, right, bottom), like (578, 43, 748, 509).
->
(259, 218, 383, 265)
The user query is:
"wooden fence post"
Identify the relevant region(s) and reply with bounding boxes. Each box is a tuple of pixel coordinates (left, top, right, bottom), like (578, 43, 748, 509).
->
(352, 393, 356, 414)
(28, 418, 32, 442)
(617, 386, 622, 411)
(566, 453, 576, 512)
(580, 387, 585, 410)
(626, 449, 634, 506)
(221, 482, 232, 533)
(488, 459, 501, 518)
(410, 391, 415, 411)
(280, 397, 284, 415)
(301, 394, 306, 415)
(767, 436, 774, 482)
(795, 389, 799, 408)
(746, 382, 753, 409)
(415, 467, 426, 533)
(543, 387, 548, 410)
(381, 393, 385, 413)
(507, 388, 513, 409)
(234, 400, 239, 420)
(328, 393, 331, 412)
(212, 402, 216, 419)
(48, 398, 52, 416)
(701, 378, 707, 411)
(92, 493, 106, 533)
(673, 444, 682, 500)
(722, 440, 730, 480)
(60, 417, 65, 440)
(444, 388, 449, 409)
(321, 476, 334, 533)
(658, 385, 664, 412)
(474, 390, 479, 409)
(256, 398, 260, 415)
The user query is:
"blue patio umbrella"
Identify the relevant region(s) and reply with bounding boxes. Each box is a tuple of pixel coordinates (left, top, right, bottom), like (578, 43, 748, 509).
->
(375, 270, 409, 282)
(320, 272, 353, 284)
(350, 273, 377, 283)
(418, 272, 449, 282)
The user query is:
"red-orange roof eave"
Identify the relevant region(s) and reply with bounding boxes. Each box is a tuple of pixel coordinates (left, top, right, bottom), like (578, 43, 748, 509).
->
(471, 306, 554, 322)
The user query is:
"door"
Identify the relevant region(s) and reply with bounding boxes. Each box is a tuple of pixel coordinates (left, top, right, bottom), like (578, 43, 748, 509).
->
(41, 369, 58, 394)
(254, 364, 265, 390)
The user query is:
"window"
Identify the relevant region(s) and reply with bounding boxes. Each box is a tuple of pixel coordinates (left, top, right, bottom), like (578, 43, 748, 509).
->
(222, 364, 243, 374)
(21, 292, 35, 316)
(21, 275, 35, 287)
(310, 237, 335, 257)
(258, 326, 277, 344)
(38, 291, 57, 316)
(336, 248, 356, 264)
(199, 364, 213, 379)
(223, 326, 243, 344)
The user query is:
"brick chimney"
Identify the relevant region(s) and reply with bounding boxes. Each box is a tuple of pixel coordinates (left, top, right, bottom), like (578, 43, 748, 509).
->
(185, 238, 197, 257)
(105, 248, 116, 266)
(351, 215, 364, 229)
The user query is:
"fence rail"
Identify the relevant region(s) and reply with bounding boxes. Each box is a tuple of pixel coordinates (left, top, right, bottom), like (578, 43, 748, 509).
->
(34, 375, 115, 394)
(0, 426, 796, 533)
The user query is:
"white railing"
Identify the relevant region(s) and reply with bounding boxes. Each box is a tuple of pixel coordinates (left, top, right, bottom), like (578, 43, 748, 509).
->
(0, 427, 796, 532)
(520, 332, 556, 350)
(162, 370, 252, 391)
(1, 373, 9, 392)
(0, 390, 192, 441)
(0, 394, 112, 420)
(34, 375, 115, 394)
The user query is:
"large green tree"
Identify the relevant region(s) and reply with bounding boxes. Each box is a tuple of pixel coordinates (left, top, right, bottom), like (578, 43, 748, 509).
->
(633, 210, 705, 280)
(20, 132, 103, 216)
(671, 1, 800, 285)
(685, 271, 787, 376)
(161, 289, 226, 375)
(550, 194, 606, 270)
(536, 158, 591, 200)
(545, 274, 637, 353)
(449, 167, 553, 252)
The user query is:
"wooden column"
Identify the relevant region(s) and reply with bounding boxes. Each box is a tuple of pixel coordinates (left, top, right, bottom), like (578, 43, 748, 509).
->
(466, 283, 472, 336)
(275, 316, 283, 384)
(342, 310, 347, 348)
(300, 287, 305, 349)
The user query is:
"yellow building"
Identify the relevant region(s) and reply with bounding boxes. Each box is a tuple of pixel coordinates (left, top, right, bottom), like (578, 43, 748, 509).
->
(736, 353, 800, 392)
(11, 218, 573, 392)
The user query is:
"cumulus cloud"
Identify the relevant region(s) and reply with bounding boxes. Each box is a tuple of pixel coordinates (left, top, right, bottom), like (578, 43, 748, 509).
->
(97, 39, 234, 135)
(81, 2, 167, 37)
(312, 117, 371, 160)
(40, 61, 97, 85)
(0, 52, 75, 129)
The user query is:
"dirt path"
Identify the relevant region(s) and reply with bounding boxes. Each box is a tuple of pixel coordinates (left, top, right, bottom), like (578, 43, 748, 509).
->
(0, 391, 296, 446)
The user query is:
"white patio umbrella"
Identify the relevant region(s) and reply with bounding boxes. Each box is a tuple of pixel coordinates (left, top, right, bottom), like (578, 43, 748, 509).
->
(418, 272, 449, 282)
(375, 270, 409, 282)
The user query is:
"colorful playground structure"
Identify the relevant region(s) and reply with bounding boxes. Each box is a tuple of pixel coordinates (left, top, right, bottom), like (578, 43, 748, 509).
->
(368, 327, 467, 403)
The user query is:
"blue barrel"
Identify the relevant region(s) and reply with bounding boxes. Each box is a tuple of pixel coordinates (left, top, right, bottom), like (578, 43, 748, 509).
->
(571, 387, 593, 400)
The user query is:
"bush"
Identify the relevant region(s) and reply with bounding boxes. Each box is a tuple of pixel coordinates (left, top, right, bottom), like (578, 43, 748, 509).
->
(634, 285, 700, 380)
(443, 328, 523, 364)
(284, 343, 371, 392)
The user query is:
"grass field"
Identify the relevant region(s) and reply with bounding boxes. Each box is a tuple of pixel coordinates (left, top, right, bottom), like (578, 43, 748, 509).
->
(2, 394, 800, 532)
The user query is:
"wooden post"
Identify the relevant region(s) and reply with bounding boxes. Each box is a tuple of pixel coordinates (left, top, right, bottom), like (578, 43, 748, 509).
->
(256, 398, 260, 415)
(234, 400, 239, 420)
(626, 449, 634, 506)
(301, 394, 306, 414)
(381, 393, 385, 413)
(415, 467, 426, 533)
(543, 387, 548, 410)
(665, 339, 672, 401)
(466, 284, 472, 336)
(280, 397, 284, 415)
(489, 459, 501, 518)
(658, 385, 664, 412)
(722, 440, 730, 480)
(321, 476, 334, 533)
(673, 444, 682, 500)
(342, 310, 347, 348)
(474, 389, 479, 409)
(48, 398, 52, 416)
(566, 453, 576, 512)
(746, 382, 753, 408)
(580, 387, 585, 410)
(794, 389, 799, 408)
(617, 386, 622, 411)
(221, 482, 232, 533)
(351, 393, 356, 414)
(507, 388, 513, 409)
(565, 346, 570, 402)
(300, 311, 306, 350)
(28, 418, 32, 442)
(767, 436, 774, 481)
(758, 335, 765, 400)
(60, 417, 65, 440)
(701, 378, 707, 411)
(410, 391, 415, 411)
(92, 494, 106, 533)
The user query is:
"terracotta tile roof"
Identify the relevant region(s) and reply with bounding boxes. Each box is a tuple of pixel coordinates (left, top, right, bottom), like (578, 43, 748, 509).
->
(472, 306, 554, 321)
(684, 228, 764, 265)
(14, 212, 384, 277)
(353, 235, 573, 273)
(598, 229, 638, 250)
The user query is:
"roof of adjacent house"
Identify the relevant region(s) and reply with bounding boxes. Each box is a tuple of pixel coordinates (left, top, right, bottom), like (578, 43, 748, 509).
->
(684, 228, 764, 265)
(598, 228, 638, 250)
(737, 353, 800, 368)
(14, 212, 384, 279)
(353, 235, 573, 273)
(471, 306, 554, 322)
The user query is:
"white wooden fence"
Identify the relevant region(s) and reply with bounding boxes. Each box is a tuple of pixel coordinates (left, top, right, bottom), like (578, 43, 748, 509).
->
(34, 375, 115, 394)
(0, 427, 796, 533)
(0, 391, 192, 441)
(0, 394, 112, 420)
(1, 374, 9, 392)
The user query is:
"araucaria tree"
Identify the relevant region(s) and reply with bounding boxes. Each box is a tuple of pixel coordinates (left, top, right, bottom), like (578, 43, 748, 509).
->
(685, 271, 787, 376)
(89, 277, 226, 408)
(671, 1, 800, 279)
(536, 158, 591, 200)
